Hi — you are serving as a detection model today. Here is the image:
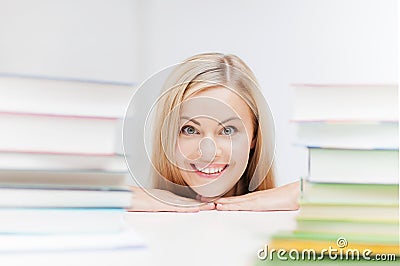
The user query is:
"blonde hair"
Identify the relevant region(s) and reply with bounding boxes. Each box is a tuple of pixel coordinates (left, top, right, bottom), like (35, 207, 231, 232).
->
(151, 53, 275, 197)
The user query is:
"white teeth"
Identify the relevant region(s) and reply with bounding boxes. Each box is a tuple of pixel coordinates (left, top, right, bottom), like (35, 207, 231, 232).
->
(197, 166, 224, 174)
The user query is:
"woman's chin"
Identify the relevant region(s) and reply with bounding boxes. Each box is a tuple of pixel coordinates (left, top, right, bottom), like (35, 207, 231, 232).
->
(191, 187, 227, 198)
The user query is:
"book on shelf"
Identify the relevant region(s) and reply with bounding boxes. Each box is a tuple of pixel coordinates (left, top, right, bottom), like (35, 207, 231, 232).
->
(307, 147, 398, 184)
(0, 112, 123, 155)
(294, 121, 398, 149)
(0, 74, 135, 118)
(291, 84, 398, 122)
(0, 184, 132, 208)
(0, 207, 127, 234)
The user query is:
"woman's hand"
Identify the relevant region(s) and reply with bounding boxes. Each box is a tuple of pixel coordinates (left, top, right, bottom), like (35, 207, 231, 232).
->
(212, 181, 300, 211)
(127, 186, 215, 212)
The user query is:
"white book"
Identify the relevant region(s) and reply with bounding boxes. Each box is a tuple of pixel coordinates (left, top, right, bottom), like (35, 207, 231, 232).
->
(292, 84, 398, 121)
(0, 170, 131, 187)
(0, 208, 127, 234)
(0, 112, 122, 155)
(0, 74, 135, 118)
(0, 229, 145, 253)
(295, 121, 398, 149)
(0, 185, 132, 208)
(308, 148, 399, 184)
(0, 152, 127, 172)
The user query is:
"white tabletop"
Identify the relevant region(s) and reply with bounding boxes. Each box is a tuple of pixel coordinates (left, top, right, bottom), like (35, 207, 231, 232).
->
(124, 210, 298, 266)
(2, 210, 298, 266)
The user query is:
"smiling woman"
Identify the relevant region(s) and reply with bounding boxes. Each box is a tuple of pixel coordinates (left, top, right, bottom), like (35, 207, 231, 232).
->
(128, 53, 300, 212)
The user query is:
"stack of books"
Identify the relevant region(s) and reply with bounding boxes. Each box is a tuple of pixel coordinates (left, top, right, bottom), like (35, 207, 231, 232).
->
(0, 74, 142, 252)
(264, 84, 399, 264)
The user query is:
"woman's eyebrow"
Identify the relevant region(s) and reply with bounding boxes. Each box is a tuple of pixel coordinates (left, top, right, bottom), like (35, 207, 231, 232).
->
(180, 116, 240, 126)
(180, 116, 201, 126)
(218, 117, 240, 125)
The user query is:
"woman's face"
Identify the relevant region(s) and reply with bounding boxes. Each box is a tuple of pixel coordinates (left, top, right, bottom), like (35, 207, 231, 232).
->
(173, 87, 255, 197)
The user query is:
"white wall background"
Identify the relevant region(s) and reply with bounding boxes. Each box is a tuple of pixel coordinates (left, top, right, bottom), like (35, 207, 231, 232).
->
(0, 0, 138, 82)
(0, 0, 397, 185)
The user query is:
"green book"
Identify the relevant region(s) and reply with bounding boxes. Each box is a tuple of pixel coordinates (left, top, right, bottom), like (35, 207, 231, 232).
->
(301, 181, 399, 205)
(296, 218, 398, 239)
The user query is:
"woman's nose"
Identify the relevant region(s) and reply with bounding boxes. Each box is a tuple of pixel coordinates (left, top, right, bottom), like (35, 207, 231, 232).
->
(198, 137, 222, 162)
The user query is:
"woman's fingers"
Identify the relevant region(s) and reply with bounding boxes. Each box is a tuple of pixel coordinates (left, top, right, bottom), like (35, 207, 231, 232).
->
(128, 187, 215, 212)
(199, 202, 216, 210)
(216, 198, 264, 211)
(214, 192, 262, 211)
(214, 193, 249, 204)
(216, 201, 246, 211)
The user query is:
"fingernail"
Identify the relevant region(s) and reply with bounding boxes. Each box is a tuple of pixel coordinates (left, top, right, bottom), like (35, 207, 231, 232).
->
(208, 202, 215, 206)
(217, 203, 222, 208)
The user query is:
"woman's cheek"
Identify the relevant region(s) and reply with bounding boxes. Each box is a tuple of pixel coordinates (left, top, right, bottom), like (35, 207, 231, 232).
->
(232, 134, 251, 151)
(177, 137, 200, 161)
(231, 136, 251, 164)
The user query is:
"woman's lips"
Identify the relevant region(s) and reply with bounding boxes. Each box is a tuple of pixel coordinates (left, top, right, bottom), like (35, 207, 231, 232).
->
(190, 163, 229, 179)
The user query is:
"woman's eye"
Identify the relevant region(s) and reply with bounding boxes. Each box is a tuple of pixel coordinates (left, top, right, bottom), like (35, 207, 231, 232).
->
(220, 126, 237, 136)
(181, 125, 199, 135)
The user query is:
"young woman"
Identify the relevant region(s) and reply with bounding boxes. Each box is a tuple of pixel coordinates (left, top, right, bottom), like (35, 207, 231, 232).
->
(128, 53, 299, 212)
